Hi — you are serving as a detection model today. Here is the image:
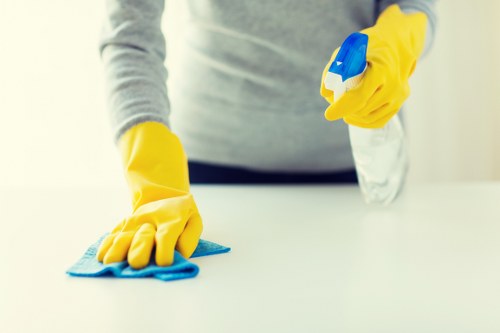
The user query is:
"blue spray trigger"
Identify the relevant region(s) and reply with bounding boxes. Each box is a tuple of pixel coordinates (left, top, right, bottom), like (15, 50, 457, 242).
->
(328, 32, 368, 82)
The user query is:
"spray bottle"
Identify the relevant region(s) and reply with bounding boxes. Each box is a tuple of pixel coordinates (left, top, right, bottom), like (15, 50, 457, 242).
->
(324, 32, 408, 205)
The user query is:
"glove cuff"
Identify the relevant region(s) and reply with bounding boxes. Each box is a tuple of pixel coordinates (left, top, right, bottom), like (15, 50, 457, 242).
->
(119, 121, 190, 210)
(375, 4, 428, 59)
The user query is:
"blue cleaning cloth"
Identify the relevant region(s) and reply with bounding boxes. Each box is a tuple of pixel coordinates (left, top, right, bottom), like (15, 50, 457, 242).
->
(67, 235, 230, 281)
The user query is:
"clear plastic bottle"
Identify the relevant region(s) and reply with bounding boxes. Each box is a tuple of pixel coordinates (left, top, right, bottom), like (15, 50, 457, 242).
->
(348, 116, 408, 205)
(324, 32, 407, 205)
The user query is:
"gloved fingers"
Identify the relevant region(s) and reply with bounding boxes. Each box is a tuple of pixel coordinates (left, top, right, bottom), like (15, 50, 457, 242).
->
(356, 76, 409, 116)
(175, 213, 203, 259)
(355, 85, 391, 117)
(102, 231, 135, 264)
(128, 223, 156, 269)
(155, 219, 185, 266)
(345, 105, 400, 129)
(97, 219, 126, 262)
(320, 64, 334, 104)
(324, 65, 384, 121)
(320, 48, 340, 104)
(344, 115, 375, 129)
(369, 107, 400, 128)
(110, 219, 126, 233)
(344, 103, 390, 128)
(97, 233, 117, 262)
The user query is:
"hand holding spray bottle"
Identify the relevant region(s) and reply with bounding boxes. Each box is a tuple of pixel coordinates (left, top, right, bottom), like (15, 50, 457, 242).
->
(323, 32, 408, 205)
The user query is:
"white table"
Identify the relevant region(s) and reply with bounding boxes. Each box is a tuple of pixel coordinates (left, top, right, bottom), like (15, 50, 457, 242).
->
(1, 184, 499, 333)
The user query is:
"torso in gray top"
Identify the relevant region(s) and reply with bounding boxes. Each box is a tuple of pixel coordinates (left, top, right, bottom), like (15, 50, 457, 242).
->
(100, 0, 436, 172)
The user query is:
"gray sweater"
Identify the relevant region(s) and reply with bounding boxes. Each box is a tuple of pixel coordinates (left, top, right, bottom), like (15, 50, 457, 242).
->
(100, 0, 436, 172)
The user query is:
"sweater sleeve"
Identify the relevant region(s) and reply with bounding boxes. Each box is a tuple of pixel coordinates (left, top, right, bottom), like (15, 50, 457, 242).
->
(376, 0, 437, 56)
(100, 0, 170, 143)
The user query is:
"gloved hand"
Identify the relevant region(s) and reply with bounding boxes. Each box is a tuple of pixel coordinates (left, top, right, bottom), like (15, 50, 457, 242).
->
(97, 122, 203, 269)
(320, 4, 427, 128)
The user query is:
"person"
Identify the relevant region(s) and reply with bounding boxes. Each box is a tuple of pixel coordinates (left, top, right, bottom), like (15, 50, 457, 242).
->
(96, 0, 436, 269)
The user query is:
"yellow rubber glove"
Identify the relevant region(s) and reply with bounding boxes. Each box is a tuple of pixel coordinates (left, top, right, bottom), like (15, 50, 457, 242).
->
(320, 4, 427, 128)
(97, 122, 203, 269)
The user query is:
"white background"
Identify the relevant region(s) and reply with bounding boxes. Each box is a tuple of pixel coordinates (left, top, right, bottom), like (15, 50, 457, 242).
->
(0, 0, 498, 190)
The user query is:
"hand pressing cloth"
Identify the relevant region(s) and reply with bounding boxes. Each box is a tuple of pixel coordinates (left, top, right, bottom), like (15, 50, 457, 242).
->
(67, 235, 230, 281)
